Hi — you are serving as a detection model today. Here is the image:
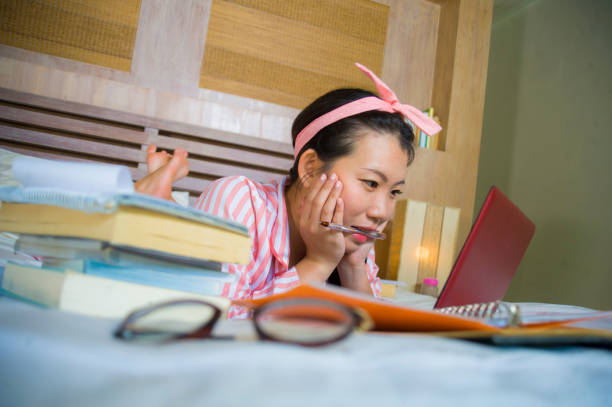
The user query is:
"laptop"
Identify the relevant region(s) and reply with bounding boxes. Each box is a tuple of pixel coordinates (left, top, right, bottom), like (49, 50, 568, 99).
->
(434, 186, 535, 308)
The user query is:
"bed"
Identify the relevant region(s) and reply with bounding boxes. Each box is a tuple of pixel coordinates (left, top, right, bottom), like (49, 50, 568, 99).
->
(1, 88, 611, 406)
(1, 292, 611, 407)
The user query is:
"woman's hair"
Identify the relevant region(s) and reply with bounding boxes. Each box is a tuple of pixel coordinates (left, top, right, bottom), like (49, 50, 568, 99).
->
(288, 88, 415, 185)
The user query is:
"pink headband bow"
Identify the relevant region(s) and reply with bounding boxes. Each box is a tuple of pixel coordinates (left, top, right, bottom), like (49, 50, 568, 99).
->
(293, 62, 443, 158)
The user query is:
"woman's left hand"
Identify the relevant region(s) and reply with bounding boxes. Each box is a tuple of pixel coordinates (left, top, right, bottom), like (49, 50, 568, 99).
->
(336, 240, 375, 294)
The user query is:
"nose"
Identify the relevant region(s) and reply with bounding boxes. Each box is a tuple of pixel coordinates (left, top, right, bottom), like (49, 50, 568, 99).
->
(366, 191, 395, 224)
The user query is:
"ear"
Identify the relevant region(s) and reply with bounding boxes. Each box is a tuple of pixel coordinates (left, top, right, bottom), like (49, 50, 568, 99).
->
(297, 148, 323, 186)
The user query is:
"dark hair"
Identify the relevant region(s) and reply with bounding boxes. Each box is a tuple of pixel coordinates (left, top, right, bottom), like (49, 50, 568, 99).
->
(288, 88, 415, 184)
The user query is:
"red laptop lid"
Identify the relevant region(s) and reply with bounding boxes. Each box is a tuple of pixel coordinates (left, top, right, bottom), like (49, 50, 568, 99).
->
(434, 186, 535, 308)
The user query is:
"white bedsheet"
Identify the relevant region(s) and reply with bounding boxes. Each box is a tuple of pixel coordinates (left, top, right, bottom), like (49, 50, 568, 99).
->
(1, 296, 611, 407)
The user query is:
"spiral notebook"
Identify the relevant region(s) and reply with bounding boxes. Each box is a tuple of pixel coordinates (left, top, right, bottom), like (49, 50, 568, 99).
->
(237, 283, 612, 336)
(434, 186, 536, 309)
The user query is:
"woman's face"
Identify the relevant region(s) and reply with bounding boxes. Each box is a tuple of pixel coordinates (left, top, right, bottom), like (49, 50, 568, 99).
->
(328, 130, 409, 251)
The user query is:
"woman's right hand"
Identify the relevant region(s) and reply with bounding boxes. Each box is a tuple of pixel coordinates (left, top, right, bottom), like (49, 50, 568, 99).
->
(295, 172, 346, 280)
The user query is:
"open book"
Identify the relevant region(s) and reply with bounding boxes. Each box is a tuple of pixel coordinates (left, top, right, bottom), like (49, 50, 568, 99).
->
(7, 153, 134, 194)
(235, 283, 612, 343)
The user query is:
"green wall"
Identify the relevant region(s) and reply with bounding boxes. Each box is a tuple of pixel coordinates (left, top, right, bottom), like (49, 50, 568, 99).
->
(476, 0, 612, 309)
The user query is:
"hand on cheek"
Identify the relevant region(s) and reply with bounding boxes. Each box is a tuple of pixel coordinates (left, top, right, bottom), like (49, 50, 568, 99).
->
(297, 172, 346, 270)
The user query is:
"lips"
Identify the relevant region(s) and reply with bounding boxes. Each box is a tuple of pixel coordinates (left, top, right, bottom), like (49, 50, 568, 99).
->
(351, 225, 378, 242)
(351, 233, 368, 243)
(352, 225, 377, 233)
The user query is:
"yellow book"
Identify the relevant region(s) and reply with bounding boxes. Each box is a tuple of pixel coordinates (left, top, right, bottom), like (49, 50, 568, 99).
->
(0, 201, 251, 265)
(1, 262, 230, 318)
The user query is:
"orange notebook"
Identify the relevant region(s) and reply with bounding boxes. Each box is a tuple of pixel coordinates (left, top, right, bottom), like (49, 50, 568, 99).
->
(235, 283, 612, 334)
(235, 284, 501, 332)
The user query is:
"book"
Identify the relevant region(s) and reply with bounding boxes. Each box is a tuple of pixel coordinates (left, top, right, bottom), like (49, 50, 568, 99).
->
(10, 154, 134, 194)
(0, 153, 251, 264)
(0, 199, 251, 264)
(440, 314, 612, 348)
(0, 232, 41, 268)
(0, 246, 42, 268)
(13, 234, 234, 296)
(81, 259, 233, 296)
(380, 279, 408, 298)
(235, 283, 612, 334)
(1, 262, 230, 318)
(15, 234, 224, 271)
(237, 283, 501, 332)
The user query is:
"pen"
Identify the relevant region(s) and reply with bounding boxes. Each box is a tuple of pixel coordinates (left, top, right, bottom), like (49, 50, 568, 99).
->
(320, 221, 386, 240)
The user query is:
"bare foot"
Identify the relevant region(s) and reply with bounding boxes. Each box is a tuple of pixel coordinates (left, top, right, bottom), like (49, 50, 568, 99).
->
(135, 148, 190, 200)
(146, 144, 171, 174)
(170, 148, 189, 182)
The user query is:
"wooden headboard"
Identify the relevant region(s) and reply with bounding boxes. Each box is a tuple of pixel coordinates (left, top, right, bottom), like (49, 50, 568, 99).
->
(0, 89, 294, 205)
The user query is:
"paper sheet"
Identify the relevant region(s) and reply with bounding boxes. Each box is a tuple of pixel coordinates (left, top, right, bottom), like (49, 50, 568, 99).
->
(11, 155, 134, 194)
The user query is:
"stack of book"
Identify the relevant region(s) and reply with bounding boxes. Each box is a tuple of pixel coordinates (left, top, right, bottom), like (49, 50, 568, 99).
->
(0, 232, 41, 268)
(408, 107, 441, 150)
(0, 153, 251, 317)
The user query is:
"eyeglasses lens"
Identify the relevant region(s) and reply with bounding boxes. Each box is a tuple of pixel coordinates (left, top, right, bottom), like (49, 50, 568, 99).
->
(255, 301, 355, 345)
(122, 303, 217, 340)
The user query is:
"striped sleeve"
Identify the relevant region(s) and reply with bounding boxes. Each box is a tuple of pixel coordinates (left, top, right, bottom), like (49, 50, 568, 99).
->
(194, 176, 297, 319)
(194, 177, 259, 312)
(366, 248, 382, 298)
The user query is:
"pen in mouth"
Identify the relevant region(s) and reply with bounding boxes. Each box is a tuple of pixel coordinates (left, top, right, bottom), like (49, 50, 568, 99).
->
(320, 221, 386, 240)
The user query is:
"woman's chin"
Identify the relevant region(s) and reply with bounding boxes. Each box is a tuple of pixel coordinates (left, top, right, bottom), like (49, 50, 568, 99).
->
(344, 234, 369, 251)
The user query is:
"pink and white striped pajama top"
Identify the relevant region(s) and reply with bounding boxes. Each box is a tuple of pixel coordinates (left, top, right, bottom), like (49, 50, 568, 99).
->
(194, 175, 382, 319)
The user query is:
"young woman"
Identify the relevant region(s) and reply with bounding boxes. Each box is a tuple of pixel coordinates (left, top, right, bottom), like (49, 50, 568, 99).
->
(136, 63, 441, 318)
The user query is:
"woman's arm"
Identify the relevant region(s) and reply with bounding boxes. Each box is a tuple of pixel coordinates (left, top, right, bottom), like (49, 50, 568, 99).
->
(291, 172, 347, 284)
(337, 247, 380, 295)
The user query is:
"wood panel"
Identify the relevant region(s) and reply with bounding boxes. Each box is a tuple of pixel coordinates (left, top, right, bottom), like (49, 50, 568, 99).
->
(0, 88, 293, 154)
(0, 124, 142, 162)
(0, 103, 148, 144)
(132, 0, 212, 95)
(416, 204, 444, 286)
(0, 89, 293, 200)
(375, 0, 493, 280)
(0, 0, 140, 71)
(0, 0, 494, 287)
(0, 55, 298, 144)
(201, 0, 389, 108)
(382, 0, 440, 110)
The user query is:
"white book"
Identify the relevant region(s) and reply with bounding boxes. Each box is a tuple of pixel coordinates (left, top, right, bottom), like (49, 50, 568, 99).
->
(1, 262, 230, 319)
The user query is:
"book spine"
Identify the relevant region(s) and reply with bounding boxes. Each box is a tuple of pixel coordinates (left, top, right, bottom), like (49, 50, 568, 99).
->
(82, 260, 231, 296)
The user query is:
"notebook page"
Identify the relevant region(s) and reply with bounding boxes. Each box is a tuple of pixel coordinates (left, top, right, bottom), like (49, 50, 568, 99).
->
(11, 155, 134, 194)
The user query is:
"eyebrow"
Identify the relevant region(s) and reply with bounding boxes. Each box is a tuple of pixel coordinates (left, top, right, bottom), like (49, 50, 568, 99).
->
(362, 168, 405, 187)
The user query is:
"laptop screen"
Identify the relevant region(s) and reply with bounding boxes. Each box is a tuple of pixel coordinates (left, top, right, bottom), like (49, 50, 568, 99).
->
(434, 186, 535, 308)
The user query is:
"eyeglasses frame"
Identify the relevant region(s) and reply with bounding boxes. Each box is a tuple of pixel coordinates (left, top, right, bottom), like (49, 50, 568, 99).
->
(114, 297, 372, 346)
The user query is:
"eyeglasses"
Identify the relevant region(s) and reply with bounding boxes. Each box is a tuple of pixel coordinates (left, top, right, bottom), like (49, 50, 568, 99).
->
(114, 297, 373, 347)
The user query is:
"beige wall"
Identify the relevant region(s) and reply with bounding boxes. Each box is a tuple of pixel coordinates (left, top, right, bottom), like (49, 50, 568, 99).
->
(1, 0, 495, 288)
(0, 0, 299, 144)
(477, 0, 612, 309)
